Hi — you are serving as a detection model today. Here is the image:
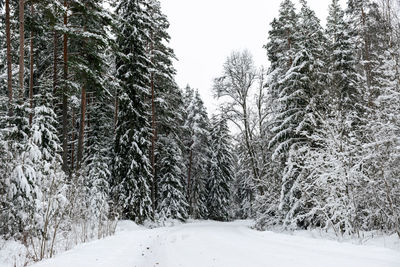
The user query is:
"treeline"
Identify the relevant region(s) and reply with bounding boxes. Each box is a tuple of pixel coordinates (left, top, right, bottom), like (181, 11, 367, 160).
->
(0, 0, 234, 262)
(221, 0, 400, 237)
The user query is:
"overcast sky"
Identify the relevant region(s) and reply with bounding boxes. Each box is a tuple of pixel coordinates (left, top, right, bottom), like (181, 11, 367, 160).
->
(161, 0, 346, 114)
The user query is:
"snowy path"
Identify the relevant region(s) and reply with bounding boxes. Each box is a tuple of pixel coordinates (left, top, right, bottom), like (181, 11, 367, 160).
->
(31, 220, 400, 267)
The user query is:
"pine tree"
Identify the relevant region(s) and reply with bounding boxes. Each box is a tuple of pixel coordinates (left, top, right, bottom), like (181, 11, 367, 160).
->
(66, 0, 111, 169)
(143, 0, 181, 212)
(0, 3, 5, 94)
(113, 0, 153, 223)
(207, 115, 233, 221)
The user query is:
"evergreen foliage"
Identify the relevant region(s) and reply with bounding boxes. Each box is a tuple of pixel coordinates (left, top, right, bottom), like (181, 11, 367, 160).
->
(207, 115, 234, 221)
(1, 1, 400, 265)
(157, 134, 188, 222)
(183, 87, 210, 219)
(113, 0, 153, 223)
(253, 0, 400, 236)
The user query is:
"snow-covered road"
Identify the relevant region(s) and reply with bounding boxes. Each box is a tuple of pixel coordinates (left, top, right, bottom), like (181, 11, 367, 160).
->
(31, 220, 400, 267)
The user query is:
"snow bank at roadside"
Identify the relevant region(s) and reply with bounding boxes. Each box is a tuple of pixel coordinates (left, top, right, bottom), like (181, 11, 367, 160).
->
(1, 220, 399, 267)
(0, 239, 28, 267)
(0, 220, 121, 267)
(273, 227, 400, 252)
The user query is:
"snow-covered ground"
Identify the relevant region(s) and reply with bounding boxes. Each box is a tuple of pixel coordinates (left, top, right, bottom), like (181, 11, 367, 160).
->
(15, 220, 398, 267)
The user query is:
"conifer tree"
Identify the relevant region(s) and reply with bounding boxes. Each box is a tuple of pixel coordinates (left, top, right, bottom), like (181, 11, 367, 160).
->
(267, 0, 327, 228)
(184, 88, 210, 219)
(207, 115, 234, 221)
(301, 0, 365, 233)
(255, 1, 299, 227)
(84, 89, 114, 237)
(144, 0, 180, 211)
(67, 0, 111, 169)
(265, 0, 298, 101)
(113, 0, 153, 223)
(155, 83, 188, 221)
(157, 134, 188, 222)
(326, 0, 361, 115)
(29, 90, 67, 259)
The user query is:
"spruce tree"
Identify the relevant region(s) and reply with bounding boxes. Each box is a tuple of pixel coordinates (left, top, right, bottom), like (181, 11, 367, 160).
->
(155, 83, 188, 222)
(113, 0, 153, 223)
(157, 134, 188, 223)
(84, 89, 113, 238)
(183, 88, 210, 219)
(207, 115, 233, 221)
(268, 0, 327, 228)
(265, 0, 298, 101)
(302, 0, 365, 234)
(326, 0, 361, 114)
(29, 90, 67, 259)
(256, 0, 299, 228)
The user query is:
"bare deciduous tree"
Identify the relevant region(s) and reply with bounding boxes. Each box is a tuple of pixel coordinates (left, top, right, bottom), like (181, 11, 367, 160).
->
(213, 50, 263, 194)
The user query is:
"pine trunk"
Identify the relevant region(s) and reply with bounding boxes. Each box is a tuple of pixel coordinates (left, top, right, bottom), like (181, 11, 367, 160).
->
(62, 0, 69, 172)
(29, 4, 34, 125)
(19, 0, 25, 101)
(6, 0, 12, 115)
(53, 30, 58, 97)
(71, 108, 76, 171)
(77, 15, 88, 169)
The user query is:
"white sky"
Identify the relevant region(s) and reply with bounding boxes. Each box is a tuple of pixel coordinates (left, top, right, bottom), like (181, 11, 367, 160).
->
(161, 0, 345, 114)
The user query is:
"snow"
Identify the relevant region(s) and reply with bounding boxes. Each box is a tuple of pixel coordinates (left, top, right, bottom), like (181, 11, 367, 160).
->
(0, 239, 28, 267)
(24, 220, 400, 267)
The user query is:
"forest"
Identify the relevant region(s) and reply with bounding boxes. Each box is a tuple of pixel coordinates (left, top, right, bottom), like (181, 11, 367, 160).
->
(0, 0, 399, 265)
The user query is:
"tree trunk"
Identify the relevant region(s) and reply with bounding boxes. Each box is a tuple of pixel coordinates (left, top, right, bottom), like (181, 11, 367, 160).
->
(114, 89, 118, 132)
(257, 69, 266, 179)
(71, 108, 75, 171)
(77, 85, 86, 168)
(19, 0, 25, 101)
(6, 0, 13, 115)
(151, 72, 156, 211)
(62, 0, 69, 173)
(29, 4, 35, 125)
(243, 101, 263, 195)
(187, 144, 193, 213)
(77, 12, 88, 169)
(53, 30, 58, 97)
